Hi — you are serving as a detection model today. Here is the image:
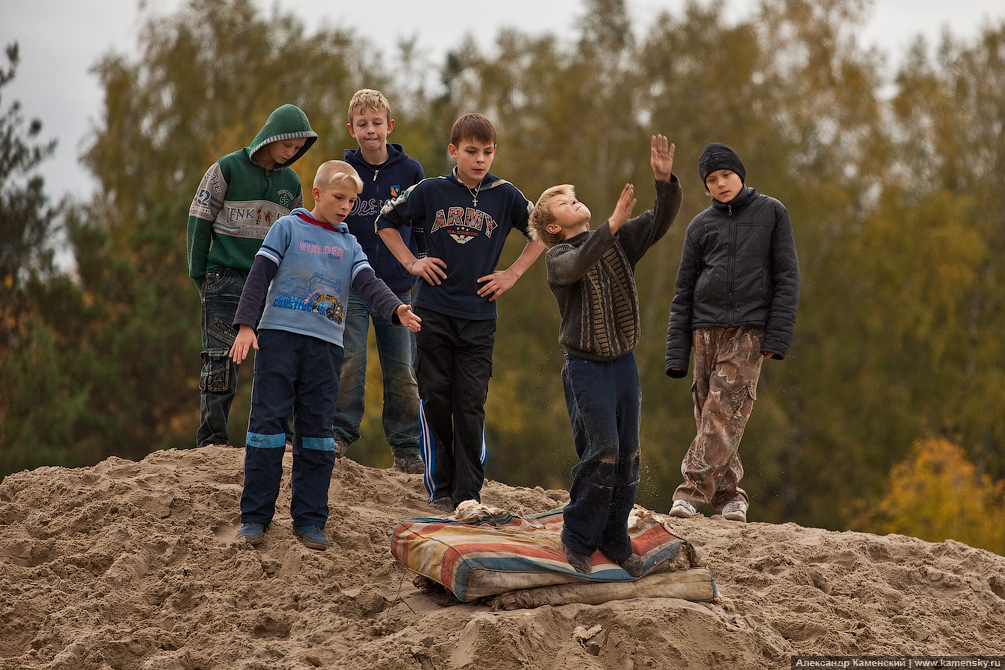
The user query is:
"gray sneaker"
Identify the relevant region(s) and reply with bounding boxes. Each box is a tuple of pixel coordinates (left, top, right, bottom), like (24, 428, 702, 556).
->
(722, 500, 748, 523)
(669, 499, 697, 519)
(390, 454, 425, 475)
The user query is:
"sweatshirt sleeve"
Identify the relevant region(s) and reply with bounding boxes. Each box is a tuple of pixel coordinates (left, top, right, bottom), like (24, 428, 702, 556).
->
(762, 203, 800, 358)
(665, 227, 699, 377)
(351, 267, 405, 324)
(187, 162, 227, 288)
(233, 255, 277, 328)
(375, 181, 422, 232)
(545, 224, 618, 288)
(618, 175, 683, 265)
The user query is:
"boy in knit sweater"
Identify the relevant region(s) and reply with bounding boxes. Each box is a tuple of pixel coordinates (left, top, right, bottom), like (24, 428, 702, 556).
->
(229, 161, 421, 550)
(528, 134, 682, 576)
(187, 103, 317, 449)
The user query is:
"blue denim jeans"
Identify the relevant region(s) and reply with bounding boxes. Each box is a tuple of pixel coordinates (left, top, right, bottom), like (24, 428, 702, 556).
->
(197, 267, 246, 447)
(332, 289, 420, 458)
(560, 352, 642, 564)
(241, 329, 343, 529)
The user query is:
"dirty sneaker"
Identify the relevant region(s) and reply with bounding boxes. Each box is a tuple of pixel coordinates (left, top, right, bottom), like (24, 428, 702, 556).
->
(333, 440, 349, 458)
(669, 499, 697, 519)
(721, 500, 748, 523)
(391, 454, 425, 475)
(294, 525, 330, 550)
(237, 522, 266, 545)
(564, 544, 593, 575)
(618, 553, 645, 578)
(430, 497, 455, 513)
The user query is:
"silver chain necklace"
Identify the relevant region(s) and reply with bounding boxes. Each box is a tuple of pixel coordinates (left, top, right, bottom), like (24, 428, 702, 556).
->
(467, 180, 482, 207)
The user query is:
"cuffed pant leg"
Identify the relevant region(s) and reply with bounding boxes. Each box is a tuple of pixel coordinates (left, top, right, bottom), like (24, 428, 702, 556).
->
(289, 335, 341, 529)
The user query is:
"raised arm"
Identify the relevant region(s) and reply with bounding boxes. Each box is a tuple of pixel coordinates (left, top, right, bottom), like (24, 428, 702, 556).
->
(651, 133, 675, 182)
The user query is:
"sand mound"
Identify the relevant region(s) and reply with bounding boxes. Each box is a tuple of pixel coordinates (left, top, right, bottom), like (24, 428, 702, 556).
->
(1, 446, 1003, 669)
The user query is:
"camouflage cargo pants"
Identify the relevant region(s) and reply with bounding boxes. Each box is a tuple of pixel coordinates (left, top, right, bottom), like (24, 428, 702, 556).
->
(673, 326, 764, 511)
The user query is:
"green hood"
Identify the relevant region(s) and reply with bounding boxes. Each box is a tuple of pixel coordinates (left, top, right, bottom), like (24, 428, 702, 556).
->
(246, 103, 318, 167)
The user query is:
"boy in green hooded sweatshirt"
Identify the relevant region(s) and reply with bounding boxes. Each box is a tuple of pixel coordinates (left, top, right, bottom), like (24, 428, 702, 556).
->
(187, 103, 318, 449)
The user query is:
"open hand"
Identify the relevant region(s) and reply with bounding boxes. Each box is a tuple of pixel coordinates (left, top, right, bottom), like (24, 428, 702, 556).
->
(651, 134, 675, 182)
(411, 256, 448, 286)
(477, 268, 518, 301)
(608, 183, 637, 234)
(229, 324, 258, 364)
(396, 304, 422, 332)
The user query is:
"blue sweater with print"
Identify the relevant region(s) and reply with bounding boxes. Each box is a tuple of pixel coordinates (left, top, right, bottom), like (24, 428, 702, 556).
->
(234, 209, 404, 347)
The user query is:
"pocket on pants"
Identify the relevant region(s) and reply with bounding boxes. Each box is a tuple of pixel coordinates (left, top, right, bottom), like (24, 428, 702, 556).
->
(200, 349, 232, 393)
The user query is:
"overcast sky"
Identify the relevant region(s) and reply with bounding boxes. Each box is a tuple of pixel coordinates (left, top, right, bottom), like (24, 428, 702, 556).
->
(3, 0, 1005, 202)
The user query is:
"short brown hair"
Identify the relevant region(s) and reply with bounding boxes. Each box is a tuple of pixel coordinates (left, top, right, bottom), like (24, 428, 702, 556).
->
(347, 89, 391, 124)
(529, 184, 576, 248)
(450, 113, 496, 146)
(314, 160, 364, 193)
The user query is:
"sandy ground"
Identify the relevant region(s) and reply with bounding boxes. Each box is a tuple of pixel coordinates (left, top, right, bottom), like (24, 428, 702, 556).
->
(1, 446, 1003, 669)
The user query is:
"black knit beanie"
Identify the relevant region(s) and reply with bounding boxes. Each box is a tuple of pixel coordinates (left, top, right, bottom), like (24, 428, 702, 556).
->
(698, 143, 745, 190)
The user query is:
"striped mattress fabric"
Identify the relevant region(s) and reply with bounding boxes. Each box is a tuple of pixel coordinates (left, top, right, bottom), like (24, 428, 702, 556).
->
(390, 506, 712, 602)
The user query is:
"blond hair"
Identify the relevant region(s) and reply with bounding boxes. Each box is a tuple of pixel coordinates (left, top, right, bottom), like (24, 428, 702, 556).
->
(529, 184, 576, 248)
(347, 88, 391, 124)
(313, 160, 364, 194)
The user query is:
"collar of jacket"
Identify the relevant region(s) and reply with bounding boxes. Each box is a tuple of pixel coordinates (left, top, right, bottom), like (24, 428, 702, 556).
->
(712, 186, 755, 214)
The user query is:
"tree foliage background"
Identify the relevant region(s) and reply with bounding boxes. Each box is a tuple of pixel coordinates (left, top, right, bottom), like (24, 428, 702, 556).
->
(3, 0, 1004, 553)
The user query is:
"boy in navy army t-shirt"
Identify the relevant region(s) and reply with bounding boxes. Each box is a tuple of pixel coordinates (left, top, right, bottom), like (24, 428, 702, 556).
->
(376, 113, 545, 513)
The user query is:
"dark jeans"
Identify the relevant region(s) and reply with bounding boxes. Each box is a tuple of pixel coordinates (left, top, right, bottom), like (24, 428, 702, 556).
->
(332, 289, 421, 458)
(560, 352, 641, 563)
(197, 267, 246, 447)
(240, 330, 344, 529)
(414, 307, 494, 505)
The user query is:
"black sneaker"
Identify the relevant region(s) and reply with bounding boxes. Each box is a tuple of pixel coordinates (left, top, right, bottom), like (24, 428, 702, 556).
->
(430, 497, 455, 513)
(294, 525, 329, 550)
(237, 522, 266, 545)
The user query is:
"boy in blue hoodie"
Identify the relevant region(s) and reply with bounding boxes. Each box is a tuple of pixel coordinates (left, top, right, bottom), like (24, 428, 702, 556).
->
(333, 89, 426, 474)
(229, 161, 421, 550)
(187, 103, 317, 449)
(376, 113, 546, 513)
